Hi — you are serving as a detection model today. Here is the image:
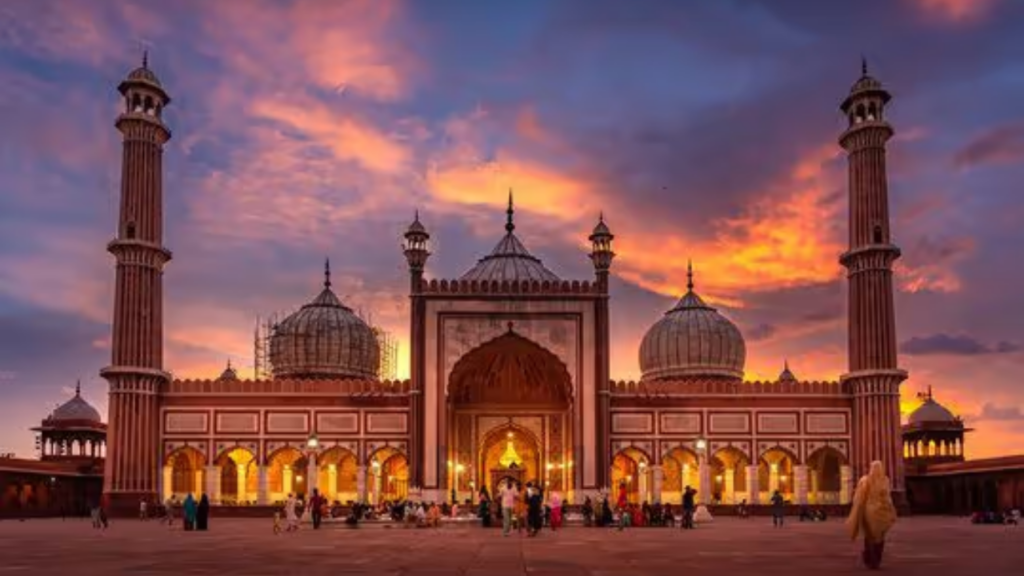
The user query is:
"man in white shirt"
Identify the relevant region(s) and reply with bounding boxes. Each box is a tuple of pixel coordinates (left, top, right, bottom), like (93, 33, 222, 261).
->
(499, 481, 519, 536)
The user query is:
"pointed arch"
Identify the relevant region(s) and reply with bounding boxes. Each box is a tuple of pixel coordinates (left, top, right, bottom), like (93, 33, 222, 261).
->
(448, 331, 572, 408)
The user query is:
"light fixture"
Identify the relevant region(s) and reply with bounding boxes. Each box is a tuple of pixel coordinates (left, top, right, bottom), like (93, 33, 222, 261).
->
(639, 462, 647, 470)
(546, 463, 554, 470)
(296, 475, 303, 482)
(715, 475, 723, 483)
(507, 431, 514, 439)
(695, 438, 707, 451)
(456, 463, 465, 473)
(372, 461, 381, 469)
(771, 463, 779, 472)
(306, 433, 319, 450)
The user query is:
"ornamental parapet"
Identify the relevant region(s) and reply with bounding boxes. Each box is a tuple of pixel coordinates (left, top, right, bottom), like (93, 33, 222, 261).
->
(166, 377, 412, 396)
(610, 378, 849, 397)
(419, 277, 601, 296)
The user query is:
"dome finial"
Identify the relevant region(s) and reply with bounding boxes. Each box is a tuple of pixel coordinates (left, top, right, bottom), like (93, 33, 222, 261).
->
(75, 379, 81, 397)
(687, 259, 694, 292)
(861, 54, 867, 76)
(324, 258, 332, 289)
(506, 189, 515, 233)
(143, 49, 149, 69)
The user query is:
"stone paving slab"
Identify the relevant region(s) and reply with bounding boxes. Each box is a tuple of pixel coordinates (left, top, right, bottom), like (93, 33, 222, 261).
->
(0, 516, 1020, 574)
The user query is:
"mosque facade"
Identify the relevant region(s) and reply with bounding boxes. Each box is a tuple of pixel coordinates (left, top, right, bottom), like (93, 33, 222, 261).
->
(93, 57, 911, 513)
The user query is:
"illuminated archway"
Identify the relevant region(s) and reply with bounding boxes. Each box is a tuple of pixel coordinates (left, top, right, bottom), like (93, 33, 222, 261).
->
(611, 446, 651, 504)
(479, 425, 541, 496)
(317, 446, 358, 503)
(267, 446, 306, 502)
(215, 447, 257, 504)
(758, 446, 798, 503)
(806, 446, 846, 505)
(661, 446, 698, 503)
(709, 447, 751, 505)
(367, 446, 408, 504)
(164, 446, 206, 499)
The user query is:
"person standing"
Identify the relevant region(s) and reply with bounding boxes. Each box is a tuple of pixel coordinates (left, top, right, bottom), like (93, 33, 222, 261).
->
(681, 486, 696, 529)
(770, 490, 785, 528)
(139, 498, 148, 521)
(549, 490, 563, 531)
(478, 487, 492, 528)
(846, 461, 897, 570)
(284, 493, 299, 532)
(183, 494, 197, 531)
(499, 480, 518, 537)
(309, 489, 324, 530)
(196, 494, 210, 531)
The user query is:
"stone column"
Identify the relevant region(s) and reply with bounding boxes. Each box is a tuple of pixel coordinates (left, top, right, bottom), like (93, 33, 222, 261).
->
(794, 465, 809, 505)
(161, 466, 172, 501)
(307, 454, 318, 496)
(810, 469, 820, 504)
(769, 464, 780, 494)
(698, 461, 710, 505)
(204, 466, 219, 504)
(840, 465, 853, 504)
(257, 466, 269, 505)
(356, 466, 367, 503)
(651, 465, 664, 504)
(194, 470, 204, 497)
(724, 468, 736, 504)
(745, 465, 759, 505)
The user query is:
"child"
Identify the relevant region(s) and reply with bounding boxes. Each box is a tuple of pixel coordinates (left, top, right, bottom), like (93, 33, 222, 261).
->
(273, 510, 282, 535)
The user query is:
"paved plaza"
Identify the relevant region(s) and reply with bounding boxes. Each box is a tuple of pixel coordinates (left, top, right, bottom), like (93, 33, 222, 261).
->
(0, 516, 1020, 575)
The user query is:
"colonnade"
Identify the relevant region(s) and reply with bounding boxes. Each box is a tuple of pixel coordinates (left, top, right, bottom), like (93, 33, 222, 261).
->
(904, 438, 962, 459)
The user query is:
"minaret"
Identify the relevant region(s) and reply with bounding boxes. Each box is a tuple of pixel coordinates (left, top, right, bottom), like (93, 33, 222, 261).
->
(588, 213, 614, 489)
(838, 59, 908, 499)
(403, 211, 430, 490)
(100, 53, 173, 511)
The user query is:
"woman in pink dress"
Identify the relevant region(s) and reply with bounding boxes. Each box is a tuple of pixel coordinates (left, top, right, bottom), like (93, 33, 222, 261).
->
(549, 491, 563, 531)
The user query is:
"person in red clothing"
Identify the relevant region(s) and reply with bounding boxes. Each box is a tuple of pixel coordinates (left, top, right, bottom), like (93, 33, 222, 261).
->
(617, 481, 628, 510)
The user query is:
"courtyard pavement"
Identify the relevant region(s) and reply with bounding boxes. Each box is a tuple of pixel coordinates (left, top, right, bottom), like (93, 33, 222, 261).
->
(0, 516, 1020, 575)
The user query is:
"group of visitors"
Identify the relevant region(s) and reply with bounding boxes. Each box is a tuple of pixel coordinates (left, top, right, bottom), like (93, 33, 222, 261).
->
(161, 494, 210, 531)
(970, 508, 1020, 525)
(493, 479, 563, 537)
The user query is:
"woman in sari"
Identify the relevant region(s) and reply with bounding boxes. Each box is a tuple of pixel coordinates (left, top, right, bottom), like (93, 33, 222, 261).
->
(183, 494, 197, 531)
(846, 461, 897, 570)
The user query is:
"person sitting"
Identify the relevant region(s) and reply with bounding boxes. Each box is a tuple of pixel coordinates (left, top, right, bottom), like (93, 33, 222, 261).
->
(799, 506, 813, 522)
(736, 499, 749, 519)
(662, 504, 676, 527)
(581, 497, 594, 527)
(427, 503, 442, 528)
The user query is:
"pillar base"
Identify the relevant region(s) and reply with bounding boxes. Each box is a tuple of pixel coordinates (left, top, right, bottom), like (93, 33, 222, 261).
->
(104, 491, 158, 517)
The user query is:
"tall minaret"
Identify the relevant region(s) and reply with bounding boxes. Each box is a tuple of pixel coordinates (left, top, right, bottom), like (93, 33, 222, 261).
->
(100, 53, 173, 511)
(403, 211, 430, 490)
(838, 60, 908, 499)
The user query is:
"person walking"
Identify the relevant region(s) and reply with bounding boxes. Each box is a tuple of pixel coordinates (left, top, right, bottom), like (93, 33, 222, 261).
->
(846, 461, 897, 570)
(309, 489, 324, 530)
(284, 493, 300, 532)
(478, 487, 492, 528)
(183, 494, 197, 531)
(770, 490, 785, 527)
(499, 480, 518, 537)
(549, 490, 563, 531)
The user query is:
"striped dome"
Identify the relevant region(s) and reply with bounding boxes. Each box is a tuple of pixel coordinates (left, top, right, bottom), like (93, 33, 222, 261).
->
(269, 262, 380, 380)
(639, 267, 746, 380)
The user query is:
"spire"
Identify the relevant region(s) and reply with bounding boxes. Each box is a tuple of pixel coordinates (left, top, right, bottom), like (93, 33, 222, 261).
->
(143, 50, 149, 69)
(861, 55, 867, 76)
(227, 358, 233, 370)
(324, 258, 332, 289)
(75, 380, 81, 397)
(686, 259, 694, 292)
(784, 359, 790, 371)
(505, 189, 515, 233)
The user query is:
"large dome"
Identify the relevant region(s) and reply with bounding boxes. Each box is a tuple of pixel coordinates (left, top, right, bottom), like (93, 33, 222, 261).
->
(639, 266, 746, 380)
(269, 262, 380, 380)
(52, 382, 102, 423)
(459, 192, 560, 283)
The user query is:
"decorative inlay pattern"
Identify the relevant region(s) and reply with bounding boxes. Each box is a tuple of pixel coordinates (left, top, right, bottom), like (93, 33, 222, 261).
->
(267, 412, 308, 433)
(612, 413, 653, 434)
(216, 412, 259, 433)
(757, 413, 798, 434)
(316, 413, 359, 434)
(709, 413, 750, 434)
(367, 413, 408, 434)
(165, 412, 207, 433)
(806, 413, 848, 434)
(660, 413, 701, 434)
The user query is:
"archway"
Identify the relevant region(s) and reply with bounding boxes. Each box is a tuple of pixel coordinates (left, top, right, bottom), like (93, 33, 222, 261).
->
(758, 446, 798, 503)
(317, 446, 358, 503)
(367, 446, 408, 504)
(479, 425, 541, 498)
(710, 447, 751, 505)
(165, 446, 206, 499)
(806, 446, 846, 505)
(267, 446, 307, 502)
(661, 446, 698, 503)
(611, 446, 651, 504)
(215, 447, 257, 504)
(448, 330, 573, 501)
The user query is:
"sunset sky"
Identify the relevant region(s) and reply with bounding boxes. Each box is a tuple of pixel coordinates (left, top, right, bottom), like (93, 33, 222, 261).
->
(1, 0, 1022, 460)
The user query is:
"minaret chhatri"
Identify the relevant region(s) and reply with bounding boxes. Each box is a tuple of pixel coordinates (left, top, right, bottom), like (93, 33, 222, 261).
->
(838, 59, 908, 499)
(100, 53, 173, 511)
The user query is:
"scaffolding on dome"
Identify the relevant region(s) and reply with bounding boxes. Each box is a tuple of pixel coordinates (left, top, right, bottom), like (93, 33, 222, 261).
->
(253, 312, 283, 380)
(373, 325, 399, 381)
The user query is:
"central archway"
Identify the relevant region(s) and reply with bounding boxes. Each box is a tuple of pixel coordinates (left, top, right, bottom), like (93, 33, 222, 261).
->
(447, 329, 573, 501)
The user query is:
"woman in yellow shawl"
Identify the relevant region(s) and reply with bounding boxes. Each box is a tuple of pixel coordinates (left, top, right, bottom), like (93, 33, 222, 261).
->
(846, 461, 898, 570)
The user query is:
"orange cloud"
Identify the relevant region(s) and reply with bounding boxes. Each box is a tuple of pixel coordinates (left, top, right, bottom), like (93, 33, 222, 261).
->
(911, 0, 1000, 22)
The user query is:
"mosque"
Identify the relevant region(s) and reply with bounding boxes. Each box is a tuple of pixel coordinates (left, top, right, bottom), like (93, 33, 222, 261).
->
(3, 57, 1022, 519)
